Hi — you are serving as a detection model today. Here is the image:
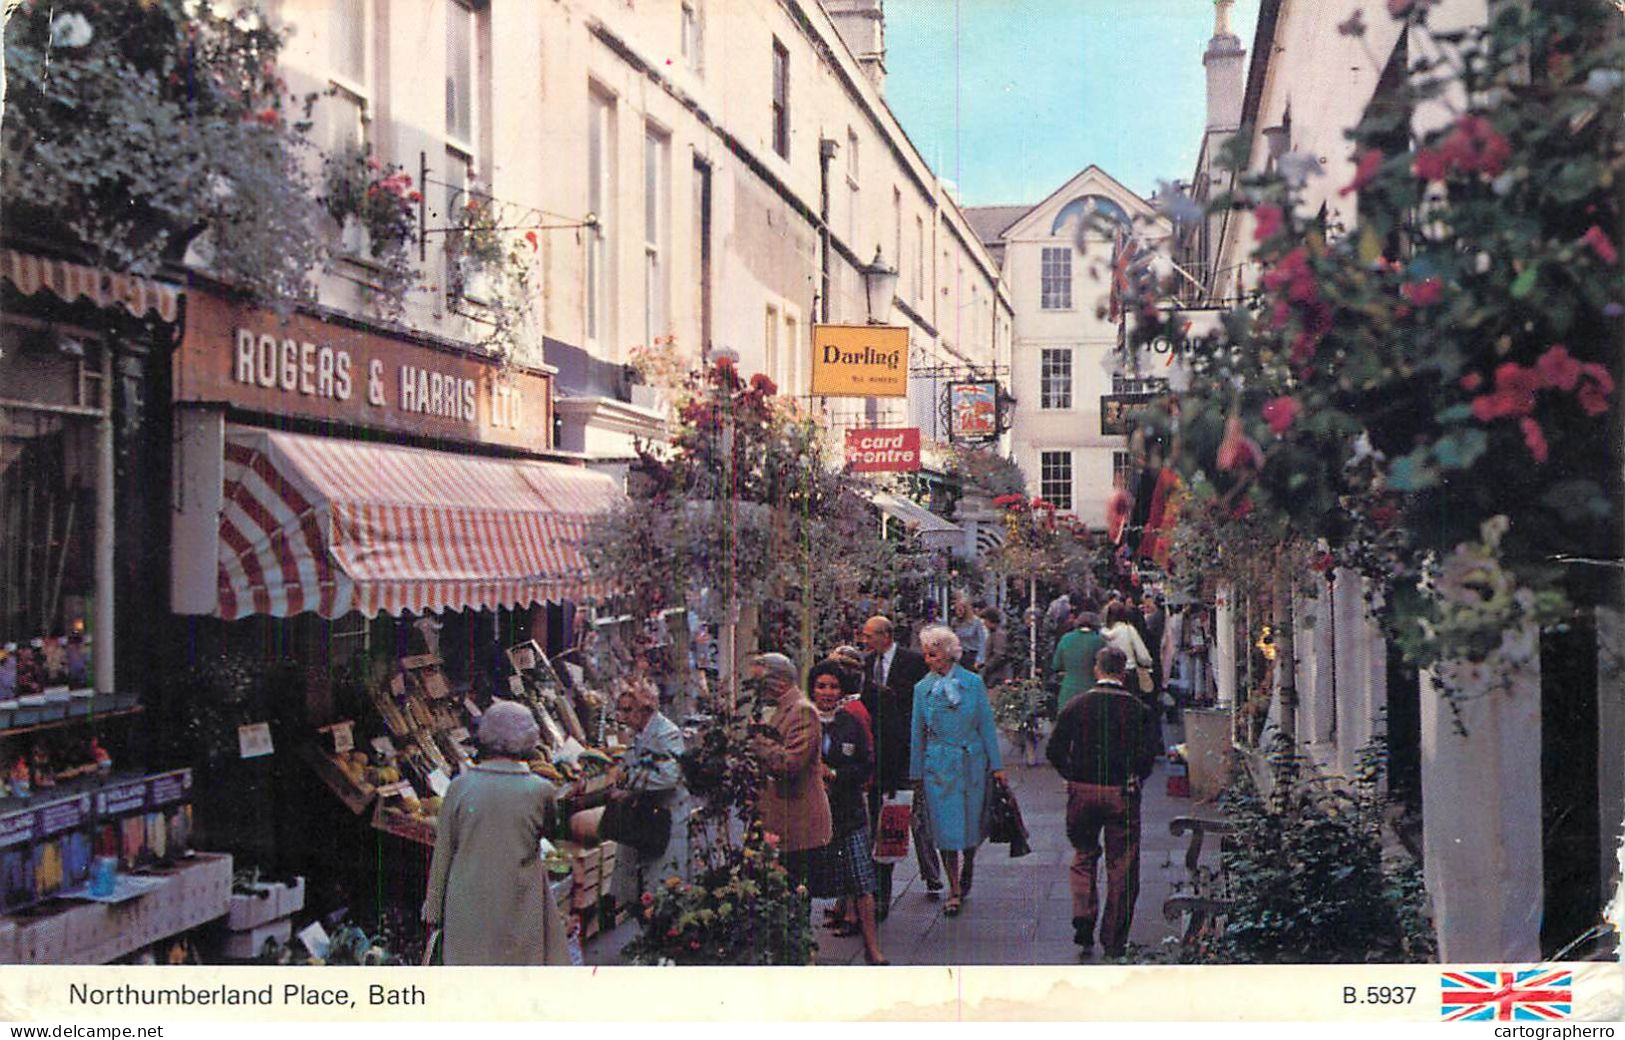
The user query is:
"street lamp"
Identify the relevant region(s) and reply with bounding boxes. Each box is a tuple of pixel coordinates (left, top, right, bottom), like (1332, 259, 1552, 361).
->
(859, 246, 899, 325)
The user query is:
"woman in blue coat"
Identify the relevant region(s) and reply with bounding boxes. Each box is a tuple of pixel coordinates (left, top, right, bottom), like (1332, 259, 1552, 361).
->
(909, 624, 1005, 917)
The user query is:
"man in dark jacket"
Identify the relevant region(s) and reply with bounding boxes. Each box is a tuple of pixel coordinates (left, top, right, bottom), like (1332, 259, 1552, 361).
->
(859, 614, 941, 915)
(1045, 646, 1159, 957)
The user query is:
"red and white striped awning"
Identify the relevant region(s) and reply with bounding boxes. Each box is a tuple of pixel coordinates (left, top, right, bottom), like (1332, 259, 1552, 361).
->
(217, 426, 622, 620)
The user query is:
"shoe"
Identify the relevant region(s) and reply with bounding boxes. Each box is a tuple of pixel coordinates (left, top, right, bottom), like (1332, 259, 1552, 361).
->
(1102, 946, 1126, 959)
(943, 896, 962, 917)
(1072, 918, 1094, 948)
(829, 921, 861, 937)
(863, 949, 890, 966)
(924, 878, 944, 894)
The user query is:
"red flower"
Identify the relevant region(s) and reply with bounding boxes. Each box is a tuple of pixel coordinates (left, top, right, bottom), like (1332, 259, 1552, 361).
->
(1253, 204, 1283, 242)
(1394, 304, 1412, 320)
(1460, 372, 1483, 392)
(666, 927, 680, 939)
(749, 373, 778, 396)
(1484, 362, 1540, 418)
(1370, 504, 1400, 530)
(1340, 149, 1385, 196)
(641, 892, 655, 906)
(525, 230, 539, 252)
(1289, 332, 1319, 366)
(1438, 115, 1510, 177)
(1261, 395, 1301, 435)
(1310, 552, 1336, 573)
(408, 190, 422, 203)
(1535, 345, 1581, 392)
(1230, 498, 1255, 519)
(1400, 278, 1443, 307)
(253, 108, 280, 126)
(1581, 226, 1618, 265)
(1268, 299, 1293, 330)
(689, 939, 702, 951)
(1519, 417, 1549, 464)
(1577, 363, 1615, 417)
(992, 493, 1026, 509)
(1412, 148, 1449, 182)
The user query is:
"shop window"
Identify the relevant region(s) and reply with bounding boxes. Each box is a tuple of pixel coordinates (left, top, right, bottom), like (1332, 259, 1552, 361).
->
(1, 333, 105, 691)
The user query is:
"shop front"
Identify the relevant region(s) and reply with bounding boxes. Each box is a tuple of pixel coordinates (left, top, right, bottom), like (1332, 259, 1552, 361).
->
(165, 289, 626, 959)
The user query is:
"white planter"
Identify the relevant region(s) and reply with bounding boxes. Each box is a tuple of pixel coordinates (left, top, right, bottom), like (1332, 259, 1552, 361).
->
(457, 259, 498, 303)
(340, 216, 370, 258)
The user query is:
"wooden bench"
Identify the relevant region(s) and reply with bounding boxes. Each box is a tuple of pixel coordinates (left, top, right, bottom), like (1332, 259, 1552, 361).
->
(1160, 816, 1233, 944)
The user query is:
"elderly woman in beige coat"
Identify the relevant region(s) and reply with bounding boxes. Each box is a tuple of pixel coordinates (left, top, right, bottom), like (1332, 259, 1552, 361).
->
(749, 653, 832, 879)
(424, 700, 570, 965)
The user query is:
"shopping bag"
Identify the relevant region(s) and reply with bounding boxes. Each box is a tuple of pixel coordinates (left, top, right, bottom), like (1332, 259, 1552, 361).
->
(872, 791, 913, 864)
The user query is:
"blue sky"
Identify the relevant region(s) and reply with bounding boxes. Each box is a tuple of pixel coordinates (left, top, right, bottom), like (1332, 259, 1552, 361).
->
(883, 0, 1261, 207)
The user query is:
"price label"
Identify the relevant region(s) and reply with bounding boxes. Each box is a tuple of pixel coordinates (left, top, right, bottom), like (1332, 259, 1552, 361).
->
(237, 722, 274, 759)
(323, 720, 354, 755)
(370, 736, 398, 760)
(427, 769, 451, 797)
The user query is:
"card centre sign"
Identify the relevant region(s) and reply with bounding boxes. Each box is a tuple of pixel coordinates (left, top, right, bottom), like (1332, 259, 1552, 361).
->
(811, 324, 909, 398)
(845, 427, 921, 472)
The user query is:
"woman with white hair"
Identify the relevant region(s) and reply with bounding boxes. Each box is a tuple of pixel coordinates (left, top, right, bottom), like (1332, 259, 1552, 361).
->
(424, 700, 570, 965)
(909, 625, 1005, 917)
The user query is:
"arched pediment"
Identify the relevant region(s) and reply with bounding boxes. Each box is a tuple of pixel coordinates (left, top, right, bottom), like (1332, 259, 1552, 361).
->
(1050, 194, 1131, 236)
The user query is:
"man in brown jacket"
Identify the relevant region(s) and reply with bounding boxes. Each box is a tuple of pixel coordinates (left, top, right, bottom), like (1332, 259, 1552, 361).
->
(749, 653, 833, 858)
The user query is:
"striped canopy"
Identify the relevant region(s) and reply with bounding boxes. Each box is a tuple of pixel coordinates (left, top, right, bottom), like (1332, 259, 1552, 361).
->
(217, 426, 622, 619)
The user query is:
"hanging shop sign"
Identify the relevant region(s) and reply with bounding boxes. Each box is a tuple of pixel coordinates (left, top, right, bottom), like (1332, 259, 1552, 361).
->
(1100, 392, 1161, 436)
(947, 381, 999, 442)
(844, 427, 922, 473)
(175, 292, 553, 454)
(811, 324, 909, 398)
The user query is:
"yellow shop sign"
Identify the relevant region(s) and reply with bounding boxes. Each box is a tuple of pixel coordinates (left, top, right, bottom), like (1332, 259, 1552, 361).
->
(811, 324, 909, 398)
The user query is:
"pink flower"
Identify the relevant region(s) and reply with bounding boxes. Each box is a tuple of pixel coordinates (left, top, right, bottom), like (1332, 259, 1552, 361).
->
(1519, 417, 1549, 464)
(1471, 394, 1508, 422)
(1253, 204, 1283, 242)
(1412, 148, 1449, 182)
(749, 373, 778, 396)
(1581, 226, 1618, 265)
(1493, 362, 1540, 416)
(641, 892, 654, 906)
(1387, 0, 1416, 14)
(366, 157, 381, 171)
(1577, 363, 1615, 417)
(252, 108, 280, 126)
(1341, 149, 1385, 196)
(1310, 552, 1336, 573)
(1460, 372, 1483, 392)
(1289, 331, 1319, 366)
(1401, 278, 1443, 307)
(1230, 498, 1255, 519)
(1535, 345, 1581, 392)
(1216, 416, 1263, 471)
(1261, 395, 1301, 435)
(525, 230, 539, 252)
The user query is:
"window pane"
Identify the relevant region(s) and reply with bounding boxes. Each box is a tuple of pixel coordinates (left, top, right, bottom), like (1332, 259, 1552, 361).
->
(1041, 247, 1072, 310)
(446, 4, 472, 141)
(1041, 348, 1072, 409)
(771, 41, 789, 157)
(1040, 451, 1072, 511)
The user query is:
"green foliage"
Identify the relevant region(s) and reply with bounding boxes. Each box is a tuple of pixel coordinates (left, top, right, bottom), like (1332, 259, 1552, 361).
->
(320, 144, 419, 310)
(621, 826, 816, 965)
(586, 358, 918, 661)
(1, 0, 325, 301)
(1131, 1, 1624, 673)
(990, 677, 1050, 739)
(1205, 734, 1436, 964)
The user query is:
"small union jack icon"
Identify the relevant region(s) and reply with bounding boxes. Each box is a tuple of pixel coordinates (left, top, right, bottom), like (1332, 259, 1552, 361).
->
(1440, 969, 1573, 1021)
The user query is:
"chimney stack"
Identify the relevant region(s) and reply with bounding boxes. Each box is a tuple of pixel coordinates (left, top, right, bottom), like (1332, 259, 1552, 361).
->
(1204, 0, 1245, 133)
(824, 0, 887, 94)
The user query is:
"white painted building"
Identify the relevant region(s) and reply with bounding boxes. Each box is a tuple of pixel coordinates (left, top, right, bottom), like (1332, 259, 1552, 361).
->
(274, 0, 1009, 464)
(967, 171, 1167, 528)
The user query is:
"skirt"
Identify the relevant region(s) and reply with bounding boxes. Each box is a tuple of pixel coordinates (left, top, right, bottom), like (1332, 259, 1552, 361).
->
(804, 824, 879, 899)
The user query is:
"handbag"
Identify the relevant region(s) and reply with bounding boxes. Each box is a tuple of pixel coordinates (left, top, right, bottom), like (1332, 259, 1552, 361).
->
(599, 791, 672, 860)
(981, 774, 1032, 858)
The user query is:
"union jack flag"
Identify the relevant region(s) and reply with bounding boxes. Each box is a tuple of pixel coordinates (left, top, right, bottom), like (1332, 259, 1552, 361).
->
(1440, 969, 1572, 1022)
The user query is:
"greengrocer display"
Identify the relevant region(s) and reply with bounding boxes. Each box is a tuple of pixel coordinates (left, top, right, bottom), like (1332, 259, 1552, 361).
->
(308, 642, 627, 846)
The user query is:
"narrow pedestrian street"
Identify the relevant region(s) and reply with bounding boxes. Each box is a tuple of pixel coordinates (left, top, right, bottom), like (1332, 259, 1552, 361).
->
(588, 722, 1214, 966)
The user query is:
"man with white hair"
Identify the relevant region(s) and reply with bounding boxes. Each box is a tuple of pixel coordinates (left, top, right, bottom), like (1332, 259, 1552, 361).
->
(858, 615, 941, 915)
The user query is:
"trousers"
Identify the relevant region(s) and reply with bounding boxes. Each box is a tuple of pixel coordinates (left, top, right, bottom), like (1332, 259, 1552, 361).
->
(1065, 781, 1142, 952)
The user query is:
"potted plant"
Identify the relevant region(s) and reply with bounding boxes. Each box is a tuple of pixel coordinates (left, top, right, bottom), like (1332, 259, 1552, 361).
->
(319, 145, 420, 310)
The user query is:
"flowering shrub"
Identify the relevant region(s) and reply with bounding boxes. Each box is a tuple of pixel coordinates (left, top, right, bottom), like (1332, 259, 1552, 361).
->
(2, 0, 325, 301)
(443, 187, 540, 358)
(1132, 1, 1623, 680)
(621, 826, 815, 965)
(991, 677, 1052, 741)
(321, 145, 419, 257)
